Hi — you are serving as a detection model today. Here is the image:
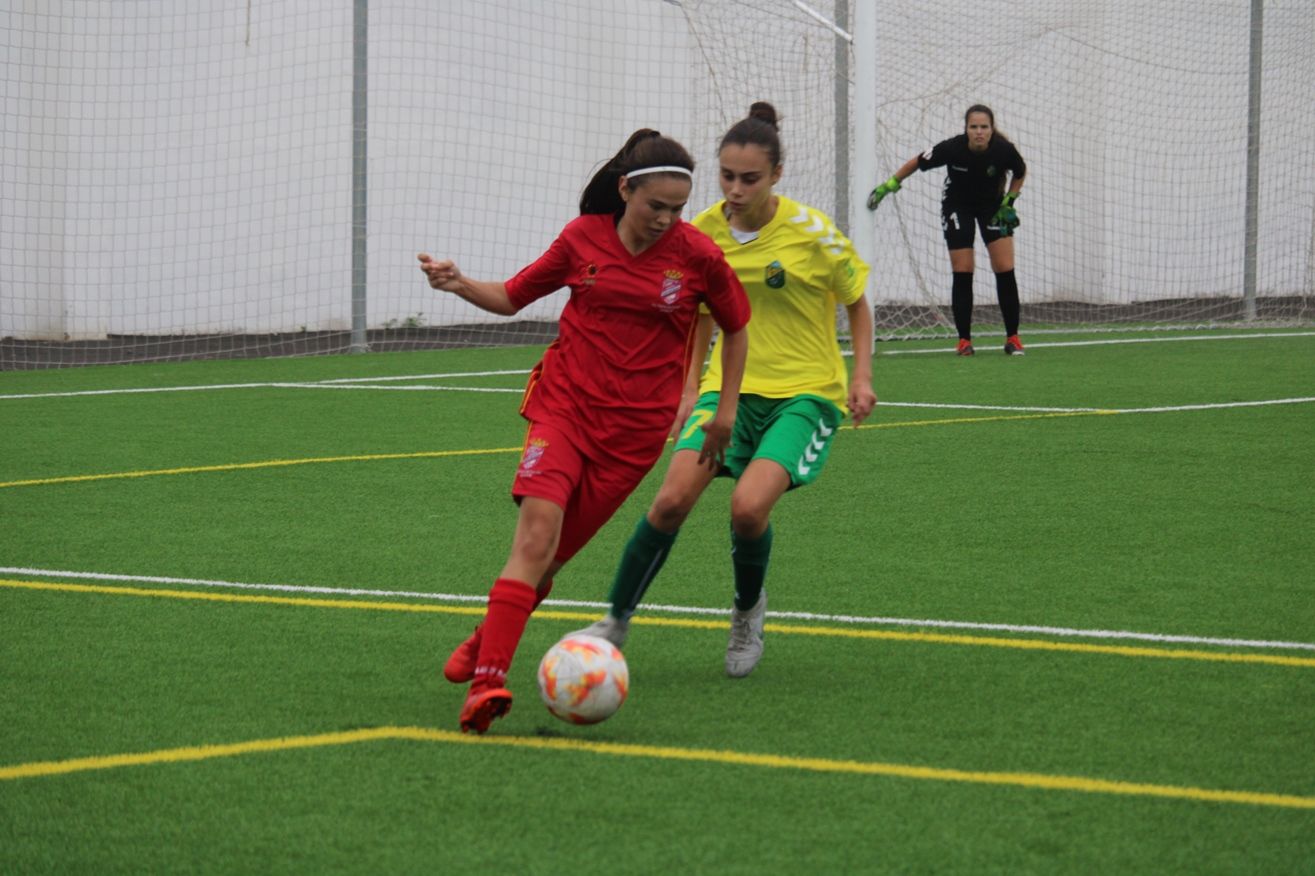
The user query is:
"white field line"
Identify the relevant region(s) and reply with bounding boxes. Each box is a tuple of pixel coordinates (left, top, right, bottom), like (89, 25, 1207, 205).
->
(316, 370, 531, 384)
(4, 330, 1313, 401)
(881, 330, 1315, 355)
(0, 381, 527, 400)
(4, 566, 1312, 654)
(8, 380, 1312, 412)
(281, 384, 523, 393)
(877, 397, 1315, 414)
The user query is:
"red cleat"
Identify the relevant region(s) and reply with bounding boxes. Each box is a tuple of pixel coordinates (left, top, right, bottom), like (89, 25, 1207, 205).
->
(956, 338, 975, 356)
(459, 686, 513, 735)
(443, 625, 482, 683)
(1004, 335, 1026, 356)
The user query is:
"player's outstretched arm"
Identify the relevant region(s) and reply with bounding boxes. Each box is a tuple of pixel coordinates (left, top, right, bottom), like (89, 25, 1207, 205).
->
(866, 156, 919, 211)
(671, 312, 717, 440)
(697, 325, 747, 470)
(417, 253, 516, 315)
(844, 297, 877, 426)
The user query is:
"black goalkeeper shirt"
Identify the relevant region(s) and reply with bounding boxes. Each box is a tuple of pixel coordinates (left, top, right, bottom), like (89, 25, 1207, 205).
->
(917, 134, 1026, 207)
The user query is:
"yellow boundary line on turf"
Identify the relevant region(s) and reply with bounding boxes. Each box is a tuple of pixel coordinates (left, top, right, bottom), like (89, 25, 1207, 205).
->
(1, 724, 1311, 810)
(0, 447, 522, 489)
(0, 411, 1112, 490)
(4, 578, 1314, 669)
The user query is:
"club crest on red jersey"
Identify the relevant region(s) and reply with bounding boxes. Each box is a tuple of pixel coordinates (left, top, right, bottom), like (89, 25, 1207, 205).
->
(654, 269, 684, 313)
(580, 263, 599, 286)
(661, 270, 683, 304)
(518, 438, 549, 477)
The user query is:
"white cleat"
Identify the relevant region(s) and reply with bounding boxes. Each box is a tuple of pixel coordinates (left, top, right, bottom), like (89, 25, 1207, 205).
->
(569, 614, 629, 649)
(725, 590, 766, 677)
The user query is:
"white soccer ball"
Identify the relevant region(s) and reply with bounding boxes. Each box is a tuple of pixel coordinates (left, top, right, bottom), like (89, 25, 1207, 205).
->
(537, 634, 629, 725)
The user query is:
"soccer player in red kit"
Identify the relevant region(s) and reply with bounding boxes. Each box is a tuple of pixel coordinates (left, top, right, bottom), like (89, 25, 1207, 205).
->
(418, 129, 751, 734)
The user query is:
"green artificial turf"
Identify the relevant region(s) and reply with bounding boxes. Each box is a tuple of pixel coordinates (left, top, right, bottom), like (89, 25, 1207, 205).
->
(2, 331, 1312, 873)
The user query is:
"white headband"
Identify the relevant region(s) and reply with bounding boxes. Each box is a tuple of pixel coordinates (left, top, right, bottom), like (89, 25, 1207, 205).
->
(625, 165, 693, 179)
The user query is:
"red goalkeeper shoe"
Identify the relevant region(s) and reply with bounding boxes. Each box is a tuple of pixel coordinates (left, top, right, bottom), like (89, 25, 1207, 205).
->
(442, 625, 482, 683)
(459, 686, 513, 735)
(956, 338, 975, 356)
(1004, 335, 1026, 356)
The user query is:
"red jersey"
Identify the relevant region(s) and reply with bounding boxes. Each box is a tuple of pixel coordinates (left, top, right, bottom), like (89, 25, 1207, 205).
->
(505, 214, 750, 466)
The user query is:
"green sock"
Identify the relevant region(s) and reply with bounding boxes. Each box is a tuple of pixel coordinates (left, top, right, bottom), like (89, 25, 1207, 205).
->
(607, 517, 678, 620)
(731, 524, 773, 611)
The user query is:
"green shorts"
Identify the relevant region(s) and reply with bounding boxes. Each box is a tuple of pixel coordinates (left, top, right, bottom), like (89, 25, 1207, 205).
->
(673, 393, 843, 488)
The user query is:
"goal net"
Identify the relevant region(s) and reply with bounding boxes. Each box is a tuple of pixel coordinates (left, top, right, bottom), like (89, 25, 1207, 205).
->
(865, 0, 1315, 338)
(2, 0, 1312, 368)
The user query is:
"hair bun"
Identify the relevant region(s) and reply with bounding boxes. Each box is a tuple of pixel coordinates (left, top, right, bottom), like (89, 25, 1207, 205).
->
(748, 101, 779, 130)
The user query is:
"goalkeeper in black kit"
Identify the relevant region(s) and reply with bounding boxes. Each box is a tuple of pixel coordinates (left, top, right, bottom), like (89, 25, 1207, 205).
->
(868, 104, 1028, 356)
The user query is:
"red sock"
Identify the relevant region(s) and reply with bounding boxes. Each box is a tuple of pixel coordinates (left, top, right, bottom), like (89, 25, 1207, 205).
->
(471, 578, 537, 693)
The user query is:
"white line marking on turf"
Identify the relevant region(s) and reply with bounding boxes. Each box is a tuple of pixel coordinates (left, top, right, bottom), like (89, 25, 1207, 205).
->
(0, 379, 529, 400)
(881, 401, 1107, 413)
(879, 398, 1315, 414)
(0, 382, 293, 400)
(1104, 398, 1315, 413)
(4, 331, 1312, 401)
(316, 370, 531, 384)
(5, 566, 1312, 654)
(0, 567, 484, 604)
(882, 330, 1315, 354)
(277, 383, 523, 393)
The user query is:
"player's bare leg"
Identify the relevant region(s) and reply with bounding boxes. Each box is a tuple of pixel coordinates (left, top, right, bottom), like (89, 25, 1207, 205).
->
(458, 497, 563, 734)
(649, 448, 722, 532)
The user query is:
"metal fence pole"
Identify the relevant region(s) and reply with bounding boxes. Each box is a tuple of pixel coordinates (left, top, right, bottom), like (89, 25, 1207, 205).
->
(1243, 0, 1262, 321)
(350, 0, 369, 352)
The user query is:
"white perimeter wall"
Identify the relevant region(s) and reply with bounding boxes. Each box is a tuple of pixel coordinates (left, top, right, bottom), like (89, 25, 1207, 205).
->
(2, 0, 1311, 339)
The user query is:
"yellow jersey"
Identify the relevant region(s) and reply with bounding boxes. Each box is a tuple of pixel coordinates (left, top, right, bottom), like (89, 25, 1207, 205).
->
(692, 195, 869, 412)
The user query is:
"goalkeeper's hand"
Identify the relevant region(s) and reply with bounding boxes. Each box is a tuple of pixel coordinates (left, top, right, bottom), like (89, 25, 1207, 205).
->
(992, 192, 1020, 236)
(866, 175, 901, 211)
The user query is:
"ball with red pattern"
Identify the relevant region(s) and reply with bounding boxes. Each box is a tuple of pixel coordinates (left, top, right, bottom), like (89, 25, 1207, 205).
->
(537, 633, 629, 724)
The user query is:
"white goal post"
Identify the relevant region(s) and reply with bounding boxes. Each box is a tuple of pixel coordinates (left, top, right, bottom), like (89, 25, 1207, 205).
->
(2, 0, 1312, 367)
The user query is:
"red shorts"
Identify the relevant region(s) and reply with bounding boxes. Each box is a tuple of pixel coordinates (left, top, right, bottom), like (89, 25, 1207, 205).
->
(511, 420, 654, 564)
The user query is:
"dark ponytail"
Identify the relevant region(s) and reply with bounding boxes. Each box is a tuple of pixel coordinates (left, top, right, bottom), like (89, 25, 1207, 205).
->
(579, 129, 695, 215)
(719, 101, 783, 167)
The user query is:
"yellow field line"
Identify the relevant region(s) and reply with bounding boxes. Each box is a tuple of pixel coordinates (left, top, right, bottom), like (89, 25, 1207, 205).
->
(0, 578, 489, 618)
(4, 578, 1314, 669)
(0, 411, 1094, 490)
(0, 727, 400, 780)
(758, 622, 1315, 669)
(2, 725, 1311, 810)
(0, 447, 521, 489)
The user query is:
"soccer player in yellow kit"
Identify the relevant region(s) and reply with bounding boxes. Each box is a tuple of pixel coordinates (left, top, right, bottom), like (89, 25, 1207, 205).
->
(574, 102, 876, 677)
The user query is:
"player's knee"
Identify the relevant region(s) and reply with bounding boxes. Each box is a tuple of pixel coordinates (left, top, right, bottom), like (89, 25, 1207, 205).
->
(511, 535, 556, 568)
(649, 491, 694, 532)
(511, 518, 561, 567)
(729, 499, 770, 539)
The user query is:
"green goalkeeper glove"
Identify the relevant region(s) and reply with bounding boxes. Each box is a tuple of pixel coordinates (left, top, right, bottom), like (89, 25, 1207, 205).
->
(992, 192, 1020, 236)
(866, 175, 901, 211)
